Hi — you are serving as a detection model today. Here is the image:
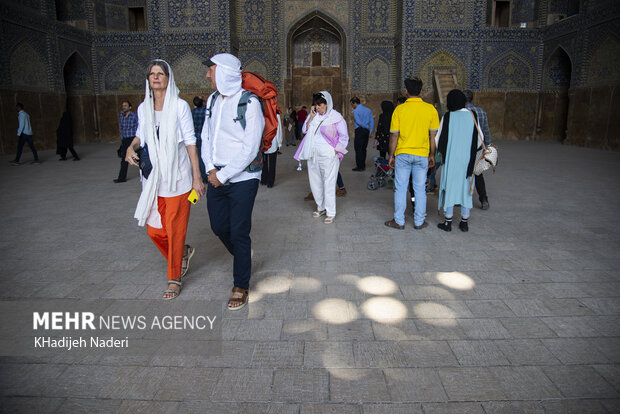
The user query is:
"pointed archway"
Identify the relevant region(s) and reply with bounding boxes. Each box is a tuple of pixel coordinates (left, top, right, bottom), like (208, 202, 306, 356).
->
(543, 47, 572, 141)
(286, 12, 347, 112)
(63, 52, 95, 143)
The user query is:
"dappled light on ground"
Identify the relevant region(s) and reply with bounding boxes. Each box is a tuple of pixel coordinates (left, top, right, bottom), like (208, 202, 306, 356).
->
(254, 275, 291, 294)
(291, 276, 323, 293)
(436, 271, 475, 290)
(413, 302, 457, 326)
(361, 296, 408, 324)
(357, 275, 398, 296)
(312, 298, 359, 324)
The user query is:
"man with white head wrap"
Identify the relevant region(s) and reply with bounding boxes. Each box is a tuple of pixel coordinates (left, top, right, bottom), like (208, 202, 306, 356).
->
(200, 53, 265, 311)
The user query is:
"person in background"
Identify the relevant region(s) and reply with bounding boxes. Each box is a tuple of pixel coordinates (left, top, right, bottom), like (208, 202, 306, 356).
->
(464, 89, 491, 210)
(295, 91, 349, 224)
(56, 110, 80, 161)
(350, 97, 374, 171)
(384, 77, 439, 230)
(10, 103, 40, 165)
(191, 96, 207, 181)
(435, 89, 482, 233)
(261, 112, 283, 188)
(115, 100, 138, 182)
(295, 105, 307, 146)
(374, 100, 394, 159)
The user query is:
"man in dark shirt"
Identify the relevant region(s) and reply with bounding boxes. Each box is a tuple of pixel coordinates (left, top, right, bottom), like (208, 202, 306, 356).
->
(464, 90, 491, 210)
(191, 96, 207, 181)
(114, 101, 138, 183)
(295, 105, 308, 146)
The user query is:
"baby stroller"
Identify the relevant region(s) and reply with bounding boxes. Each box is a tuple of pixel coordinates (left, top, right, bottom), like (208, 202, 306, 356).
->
(367, 157, 393, 190)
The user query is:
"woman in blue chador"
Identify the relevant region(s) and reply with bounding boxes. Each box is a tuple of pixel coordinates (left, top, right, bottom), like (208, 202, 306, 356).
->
(435, 89, 483, 232)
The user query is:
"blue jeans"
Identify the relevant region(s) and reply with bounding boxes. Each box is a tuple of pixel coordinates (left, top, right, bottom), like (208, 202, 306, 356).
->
(394, 154, 428, 226)
(206, 179, 259, 290)
(336, 172, 344, 189)
(445, 205, 470, 219)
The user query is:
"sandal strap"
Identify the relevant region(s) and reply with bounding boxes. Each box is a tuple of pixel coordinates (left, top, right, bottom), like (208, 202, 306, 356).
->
(163, 289, 180, 294)
(167, 279, 183, 287)
(228, 287, 249, 307)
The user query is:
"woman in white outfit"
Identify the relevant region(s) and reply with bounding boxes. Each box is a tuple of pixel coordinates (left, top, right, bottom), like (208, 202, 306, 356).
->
(126, 59, 205, 300)
(294, 91, 349, 223)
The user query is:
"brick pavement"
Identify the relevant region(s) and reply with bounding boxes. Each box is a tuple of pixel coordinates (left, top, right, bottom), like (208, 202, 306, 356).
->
(0, 140, 619, 413)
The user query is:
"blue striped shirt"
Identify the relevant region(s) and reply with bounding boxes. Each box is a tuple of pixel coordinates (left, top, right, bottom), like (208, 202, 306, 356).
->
(353, 104, 374, 131)
(119, 111, 138, 139)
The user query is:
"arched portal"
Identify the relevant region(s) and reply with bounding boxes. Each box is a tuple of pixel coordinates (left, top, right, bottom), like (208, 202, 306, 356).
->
(543, 47, 572, 141)
(286, 12, 347, 112)
(63, 52, 96, 143)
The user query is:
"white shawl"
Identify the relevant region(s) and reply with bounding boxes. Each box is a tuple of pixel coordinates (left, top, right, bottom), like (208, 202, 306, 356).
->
(134, 59, 182, 228)
(297, 90, 342, 161)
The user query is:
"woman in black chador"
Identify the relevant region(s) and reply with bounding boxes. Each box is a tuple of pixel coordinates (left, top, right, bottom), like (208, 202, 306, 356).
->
(374, 100, 394, 159)
(56, 111, 80, 161)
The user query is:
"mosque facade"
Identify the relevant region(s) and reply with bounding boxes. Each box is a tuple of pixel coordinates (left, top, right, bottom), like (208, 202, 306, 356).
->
(0, 0, 618, 152)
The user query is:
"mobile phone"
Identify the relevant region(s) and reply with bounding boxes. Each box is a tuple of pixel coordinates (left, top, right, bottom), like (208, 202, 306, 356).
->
(187, 189, 199, 204)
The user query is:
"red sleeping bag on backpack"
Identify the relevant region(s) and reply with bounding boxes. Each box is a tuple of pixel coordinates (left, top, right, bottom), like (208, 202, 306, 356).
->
(241, 71, 280, 152)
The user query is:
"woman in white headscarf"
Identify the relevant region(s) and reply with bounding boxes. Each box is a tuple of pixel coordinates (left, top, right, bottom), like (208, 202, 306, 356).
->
(126, 59, 205, 300)
(294, 91, 349, 223)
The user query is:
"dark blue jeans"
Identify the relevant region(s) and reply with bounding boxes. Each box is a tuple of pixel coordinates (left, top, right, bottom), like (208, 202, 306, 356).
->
(336, 172, 344, 189)
(206, 179, 259, 290)
(14, 134, 39, 162)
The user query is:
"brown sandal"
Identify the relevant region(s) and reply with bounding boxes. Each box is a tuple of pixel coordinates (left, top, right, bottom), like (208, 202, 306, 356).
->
(227, 287, 249, 311)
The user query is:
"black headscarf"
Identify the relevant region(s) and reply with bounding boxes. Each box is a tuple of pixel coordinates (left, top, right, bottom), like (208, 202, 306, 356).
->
(446, 89, 467, 112)
(438, 89, 480, 178)
(376, 100, 395, 137)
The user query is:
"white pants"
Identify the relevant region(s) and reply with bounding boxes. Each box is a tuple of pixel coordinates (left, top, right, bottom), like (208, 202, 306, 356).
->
(307, 146, 340, 217)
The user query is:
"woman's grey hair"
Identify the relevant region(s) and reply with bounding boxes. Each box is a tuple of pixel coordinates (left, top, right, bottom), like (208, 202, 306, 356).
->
(146, 60, 169, 80)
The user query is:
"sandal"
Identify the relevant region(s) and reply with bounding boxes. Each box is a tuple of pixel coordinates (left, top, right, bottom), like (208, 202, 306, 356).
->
(163, 279, 182, 300)
(181, 245, 195, 277)
(312, 210, 326, 218)
(324, 216, 335, 224)
(227, 287, 249, 311)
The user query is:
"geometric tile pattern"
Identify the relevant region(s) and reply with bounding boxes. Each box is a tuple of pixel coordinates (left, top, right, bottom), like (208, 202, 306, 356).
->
(485, 50, 535, 90)
(293, 30, 340, 68)
(0, 0, 618, 95)
(543, 47, 572, 90)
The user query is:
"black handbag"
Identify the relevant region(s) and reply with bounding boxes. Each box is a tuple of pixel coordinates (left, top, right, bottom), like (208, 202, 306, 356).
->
(136, 144, 152, 179)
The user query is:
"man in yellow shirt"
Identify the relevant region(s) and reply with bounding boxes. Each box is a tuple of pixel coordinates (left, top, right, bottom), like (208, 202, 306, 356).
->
(385, 77, 439, 230)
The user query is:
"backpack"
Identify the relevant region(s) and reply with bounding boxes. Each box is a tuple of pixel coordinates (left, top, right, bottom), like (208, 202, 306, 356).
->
(206, 71, 280, 172)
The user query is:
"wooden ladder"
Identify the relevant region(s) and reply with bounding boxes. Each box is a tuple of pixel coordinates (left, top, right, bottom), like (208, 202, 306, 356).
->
(433, 70, 458, 113)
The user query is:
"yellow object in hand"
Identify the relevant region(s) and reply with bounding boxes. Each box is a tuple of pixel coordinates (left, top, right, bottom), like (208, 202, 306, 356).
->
(188, 189, 199, 204)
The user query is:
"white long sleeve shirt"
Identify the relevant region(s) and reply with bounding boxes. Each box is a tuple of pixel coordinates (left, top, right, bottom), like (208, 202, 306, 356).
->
(136, 99, 196, 197)
(201, 89, 265, 184)
(264, 113, 283, 155)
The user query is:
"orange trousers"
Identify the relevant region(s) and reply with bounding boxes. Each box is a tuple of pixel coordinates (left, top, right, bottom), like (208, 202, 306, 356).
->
(146, 191, 191, 280)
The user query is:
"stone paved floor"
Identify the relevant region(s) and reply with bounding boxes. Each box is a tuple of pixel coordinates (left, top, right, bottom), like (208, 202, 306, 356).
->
(0, 140, 619, 413)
